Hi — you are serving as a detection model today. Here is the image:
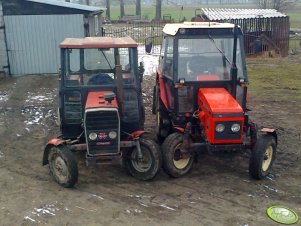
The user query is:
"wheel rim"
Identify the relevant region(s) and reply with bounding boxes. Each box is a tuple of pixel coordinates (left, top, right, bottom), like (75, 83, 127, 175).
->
(131, 147, 152, 173)
(52, 154, 68, 182)
(262, 145, 273, 172)
(173, 144, 191, 170)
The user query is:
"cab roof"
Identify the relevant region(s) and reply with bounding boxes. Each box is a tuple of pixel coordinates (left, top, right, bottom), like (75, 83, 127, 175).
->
(163, 22, 237, 36)
(59, 36, 138, 49)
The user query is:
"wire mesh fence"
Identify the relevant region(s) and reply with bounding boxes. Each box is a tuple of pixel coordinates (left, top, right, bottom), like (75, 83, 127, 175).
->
(103, 21, 165, 55)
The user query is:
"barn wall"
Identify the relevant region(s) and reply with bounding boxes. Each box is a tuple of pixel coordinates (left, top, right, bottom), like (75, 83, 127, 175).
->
(0, 1, 8, 74)
(4, 14, 84, 75)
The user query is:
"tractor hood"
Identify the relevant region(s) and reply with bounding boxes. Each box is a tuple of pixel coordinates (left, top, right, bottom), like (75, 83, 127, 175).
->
(198, 88, 243, 117)
(85, 91, 118, 110)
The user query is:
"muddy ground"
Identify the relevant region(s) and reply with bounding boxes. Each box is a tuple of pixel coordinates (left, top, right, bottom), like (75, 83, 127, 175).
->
(0, 59, 301, 226)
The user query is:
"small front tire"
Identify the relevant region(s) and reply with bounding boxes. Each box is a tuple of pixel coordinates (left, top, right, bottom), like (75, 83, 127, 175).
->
(162, 132, 194, 178)
(249, 135, 276, 180)
(124, 138, 162, 181)
(48, 145, 78, 187)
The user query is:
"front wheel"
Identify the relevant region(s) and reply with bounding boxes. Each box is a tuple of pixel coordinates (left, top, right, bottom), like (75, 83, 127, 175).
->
(249, 135, 276, 179)
(48, 145, 78, 187)
(124, 138, 162, 180)
(162, 132, 194, 178)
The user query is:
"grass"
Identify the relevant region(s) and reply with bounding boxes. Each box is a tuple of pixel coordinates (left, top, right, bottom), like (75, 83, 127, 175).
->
(287, 12, 301, 29)
(247, 57, 301, 101)
(106, 4, 258, 21)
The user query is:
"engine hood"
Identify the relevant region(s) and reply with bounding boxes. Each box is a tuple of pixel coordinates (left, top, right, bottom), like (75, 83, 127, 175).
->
(85, 91, 118, 110)
(198, 88, 243, 117)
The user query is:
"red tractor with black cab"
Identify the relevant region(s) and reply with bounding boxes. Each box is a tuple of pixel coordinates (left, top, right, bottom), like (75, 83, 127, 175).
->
(152, 22, 277, 179)
(43, 37, 161, 187)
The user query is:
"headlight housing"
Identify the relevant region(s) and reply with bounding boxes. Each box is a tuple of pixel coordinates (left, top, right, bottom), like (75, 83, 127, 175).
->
(231, 123, 241, 133)
(215, 124, 225, 133)
(108, 131, 117, 139)
(89, 132, 97, 140)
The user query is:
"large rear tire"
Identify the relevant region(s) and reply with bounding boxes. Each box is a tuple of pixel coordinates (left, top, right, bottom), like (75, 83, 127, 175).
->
(162, 132, 194, 178)
(124, 138, 162, 180)
(249, 135, 276, 179)
(48, 145, 78, 187)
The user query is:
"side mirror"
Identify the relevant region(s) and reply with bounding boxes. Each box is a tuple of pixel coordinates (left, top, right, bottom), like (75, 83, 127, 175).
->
(138, 62, 144, 83)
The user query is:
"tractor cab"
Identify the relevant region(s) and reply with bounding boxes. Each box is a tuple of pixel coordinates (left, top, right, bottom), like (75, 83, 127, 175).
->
(43, 37, 161, 187)
(59, 37, 144, 138)
(153, 22, 277, 180)
(154, 22, 248, 125)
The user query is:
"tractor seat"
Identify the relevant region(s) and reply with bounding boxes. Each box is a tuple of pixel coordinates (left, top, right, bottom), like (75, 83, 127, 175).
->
(87, 73, 115, 85)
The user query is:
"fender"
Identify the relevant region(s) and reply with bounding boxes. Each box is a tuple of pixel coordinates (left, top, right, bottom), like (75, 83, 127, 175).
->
(126, 130, 145, 140)
(42, 138, 66, 165)
(260, 128, 278, 146)
(174, 126, 185, 133)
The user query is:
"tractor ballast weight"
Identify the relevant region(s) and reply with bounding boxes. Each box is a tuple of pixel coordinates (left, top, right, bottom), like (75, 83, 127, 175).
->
(43, 37, 161, 187)
(152, 22, 277, 179)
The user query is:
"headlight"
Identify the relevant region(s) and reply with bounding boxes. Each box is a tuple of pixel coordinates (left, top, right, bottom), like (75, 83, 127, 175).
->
(231, 123, 241, 133)
(108, 131, 117, 139)
(215, 124, 225, 133)
(89, 132, 97, 140)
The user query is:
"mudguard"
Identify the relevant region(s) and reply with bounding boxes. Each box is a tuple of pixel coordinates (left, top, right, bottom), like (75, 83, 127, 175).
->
(42, 138, 66, 165)
(260, 128, 278, 146)
(126, 130, 145, 140)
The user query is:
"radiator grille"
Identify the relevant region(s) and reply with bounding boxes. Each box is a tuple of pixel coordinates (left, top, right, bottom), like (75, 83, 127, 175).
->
(85, 109, 119, 156)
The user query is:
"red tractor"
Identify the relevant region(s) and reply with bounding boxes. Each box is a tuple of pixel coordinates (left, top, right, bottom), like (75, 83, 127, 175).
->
(43, 37, 161, 187)
(152, 22, 277, 179)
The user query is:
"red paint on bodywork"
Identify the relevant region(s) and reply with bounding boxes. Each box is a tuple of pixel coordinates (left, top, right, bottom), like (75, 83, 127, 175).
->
(85, 91, 118, 110)
(197, 74, 220, 81)
(157, 68, 173, 110)
(198, 88, 244, 144)
(126, 130, 145, 140)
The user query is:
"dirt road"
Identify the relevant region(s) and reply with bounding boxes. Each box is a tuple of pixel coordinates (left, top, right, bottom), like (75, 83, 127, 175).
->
(0, 71, 300, 225)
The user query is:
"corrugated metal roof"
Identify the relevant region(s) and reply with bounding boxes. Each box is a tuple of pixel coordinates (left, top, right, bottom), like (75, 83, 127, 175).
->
(202, 8, 287, 20)
(26, 0, 105, 13)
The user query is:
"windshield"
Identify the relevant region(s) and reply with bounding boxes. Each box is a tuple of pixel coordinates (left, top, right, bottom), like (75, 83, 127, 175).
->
(63, 48, 136, 87)
(177, 36, 246, 82)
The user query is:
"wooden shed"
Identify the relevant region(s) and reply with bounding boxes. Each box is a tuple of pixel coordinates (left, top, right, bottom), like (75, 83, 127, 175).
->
(201, 8, 290, 57)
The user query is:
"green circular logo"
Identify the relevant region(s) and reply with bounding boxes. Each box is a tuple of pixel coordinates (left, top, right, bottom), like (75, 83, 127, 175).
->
(267, 206, 299, 225)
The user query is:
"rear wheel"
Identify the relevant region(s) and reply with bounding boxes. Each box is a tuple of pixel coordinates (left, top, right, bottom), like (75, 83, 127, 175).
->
(124, 138, 162, 180)
(249, 135, 276, 179)
(48, 145, 78, 187)
(162, 132, 194, 178)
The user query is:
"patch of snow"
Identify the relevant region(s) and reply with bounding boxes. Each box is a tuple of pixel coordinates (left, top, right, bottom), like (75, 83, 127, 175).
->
(0, 92, 9, 102)
(0, 151, 4, 158)
(91, 194, 104, 200)
(24, 216, 36, 222)
(159, 204, 176, 211)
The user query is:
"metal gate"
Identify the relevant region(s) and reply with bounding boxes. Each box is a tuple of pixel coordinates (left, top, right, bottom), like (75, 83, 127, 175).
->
(4, 14, 84, 75)
(103, 22, 165, 55)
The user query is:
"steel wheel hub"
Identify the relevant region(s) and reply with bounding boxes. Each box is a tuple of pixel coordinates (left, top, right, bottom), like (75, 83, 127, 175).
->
(173, 144, 190, 170)
(262, 145, 273, 172)
(53, 156, 68, 181)
(131, 148, 152, 173)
